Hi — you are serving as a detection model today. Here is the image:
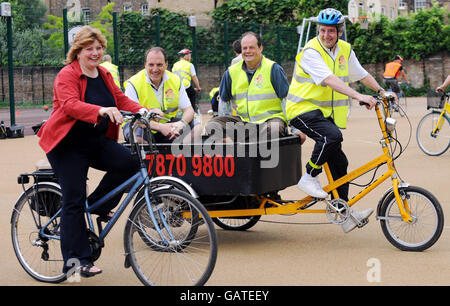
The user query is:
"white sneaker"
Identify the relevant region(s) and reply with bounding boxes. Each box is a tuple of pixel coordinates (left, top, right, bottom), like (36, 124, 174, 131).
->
(297, 173, 328, 199)
(341, 208, 374, 233)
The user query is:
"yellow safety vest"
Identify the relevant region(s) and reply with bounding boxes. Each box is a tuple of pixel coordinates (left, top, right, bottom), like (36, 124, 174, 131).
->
(125, 69, 181, 121)
(228, 57, 286, 124)
(285, 37, 351, 128)
(100, 61, 121, 89)
(172, 59, 192, 88)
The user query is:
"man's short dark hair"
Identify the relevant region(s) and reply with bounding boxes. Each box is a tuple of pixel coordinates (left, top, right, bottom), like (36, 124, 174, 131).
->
(240, 31, 262, 47)
(145, 46, 167, 63)
(232, 39, 241, 54)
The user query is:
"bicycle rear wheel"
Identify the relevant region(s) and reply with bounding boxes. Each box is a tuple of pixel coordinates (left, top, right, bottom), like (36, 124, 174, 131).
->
(124, 189, 217, 286)
(11, 183, 66, 283)
(379, 186, 444, 251)
(416, 112, 450, 156)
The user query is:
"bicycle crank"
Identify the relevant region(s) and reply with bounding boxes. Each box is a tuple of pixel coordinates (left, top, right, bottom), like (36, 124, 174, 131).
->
(325, 198, 350, 225)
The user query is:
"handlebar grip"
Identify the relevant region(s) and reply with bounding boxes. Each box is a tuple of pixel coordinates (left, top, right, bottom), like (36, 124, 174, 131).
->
(359, 101, 370, 106)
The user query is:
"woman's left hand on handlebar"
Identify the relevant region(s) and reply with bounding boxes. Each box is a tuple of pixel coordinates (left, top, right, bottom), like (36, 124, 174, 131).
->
(99, 107, 123, 125)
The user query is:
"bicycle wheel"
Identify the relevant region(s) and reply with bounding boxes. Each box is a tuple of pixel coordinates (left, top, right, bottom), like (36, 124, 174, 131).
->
(212, 216, 261, 231)
(124, 189, 217, 286)
(398, 95, 407, 116)
(379, 186, 444, 251)
(416, 112, 450, 156)
(11, 183, 66, 283)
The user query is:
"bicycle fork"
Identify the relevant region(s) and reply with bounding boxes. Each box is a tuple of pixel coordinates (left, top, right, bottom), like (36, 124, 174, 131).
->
(143, 185, 178, 247)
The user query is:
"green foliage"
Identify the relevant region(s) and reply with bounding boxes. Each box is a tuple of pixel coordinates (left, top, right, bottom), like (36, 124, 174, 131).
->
(296, 0, 349, 18)
(89, 2, 115, 56)
(117, 8, 189, 66)
(347, 6, 447, 64)
(211, 0, 300, 26)
(10, 0, 47, 31)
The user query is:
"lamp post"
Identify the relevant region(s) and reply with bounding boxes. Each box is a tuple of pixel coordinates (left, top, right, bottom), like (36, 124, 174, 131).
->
(1, 2, 14, 126)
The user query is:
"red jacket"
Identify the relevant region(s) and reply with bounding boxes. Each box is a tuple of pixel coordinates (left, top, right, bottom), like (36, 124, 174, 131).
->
(38, 60, 143, 153)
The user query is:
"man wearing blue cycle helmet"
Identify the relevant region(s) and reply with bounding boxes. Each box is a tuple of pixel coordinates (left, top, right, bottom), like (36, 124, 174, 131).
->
(285, 8, 394, 233)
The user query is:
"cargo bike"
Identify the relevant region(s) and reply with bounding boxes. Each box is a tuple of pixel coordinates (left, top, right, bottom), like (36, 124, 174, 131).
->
(141, 95, 444, 252)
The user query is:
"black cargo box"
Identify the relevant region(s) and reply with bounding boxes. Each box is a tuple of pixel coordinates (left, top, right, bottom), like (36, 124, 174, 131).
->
(134, 135, 302, 196)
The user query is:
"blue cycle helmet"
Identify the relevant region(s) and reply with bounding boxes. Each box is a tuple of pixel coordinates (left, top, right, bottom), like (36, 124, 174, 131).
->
(317, 8, 344, 25)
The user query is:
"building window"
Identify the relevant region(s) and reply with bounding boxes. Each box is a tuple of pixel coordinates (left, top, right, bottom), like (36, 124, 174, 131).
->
(141, 3, 149, 15)
(124, 4, 132, 12)
(381, 5, 386, 16)
(415, 0, 428, 12)
(82, 8, 90, 24)
(398, 0, 406, 9)
(390, 7, 395, 20)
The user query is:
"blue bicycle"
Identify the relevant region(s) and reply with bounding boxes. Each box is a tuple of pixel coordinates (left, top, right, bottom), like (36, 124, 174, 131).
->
(11, 111, 218, 286)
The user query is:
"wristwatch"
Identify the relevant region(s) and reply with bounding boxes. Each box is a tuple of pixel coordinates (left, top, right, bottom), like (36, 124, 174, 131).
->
(377, 88, 385, 95)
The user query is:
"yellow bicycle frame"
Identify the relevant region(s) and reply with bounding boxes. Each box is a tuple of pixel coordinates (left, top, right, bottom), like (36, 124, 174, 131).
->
(203, 98, 413, 223)
(432, 101, 450, 134)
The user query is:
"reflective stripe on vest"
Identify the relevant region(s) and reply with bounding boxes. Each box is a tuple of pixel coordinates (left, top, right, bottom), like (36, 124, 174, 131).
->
(383, 62, 402, 79)
(285, 37, 351, 128)
(228, 57, 286, 124)
(126, 69, 181, 120)
(172, 59, 192, 88)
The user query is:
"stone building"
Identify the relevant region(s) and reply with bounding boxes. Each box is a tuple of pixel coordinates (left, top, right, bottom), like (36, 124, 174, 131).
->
(42, 0, 227, 23)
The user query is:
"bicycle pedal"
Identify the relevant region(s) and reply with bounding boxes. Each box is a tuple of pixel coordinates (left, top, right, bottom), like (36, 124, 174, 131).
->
(356, 218, 369, 228)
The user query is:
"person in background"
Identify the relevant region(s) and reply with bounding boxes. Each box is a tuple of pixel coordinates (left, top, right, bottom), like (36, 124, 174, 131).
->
(100, 54, 121, 90)
(230, 39, 242, 66)
(383, 55, 409, 97)
(172, 49, 201, 112)
(37, 26, 146, 277)
(436, 75, 450, 93)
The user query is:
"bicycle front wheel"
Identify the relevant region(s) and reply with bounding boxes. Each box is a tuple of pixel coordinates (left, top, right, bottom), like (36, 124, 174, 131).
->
(11, 183, 66, 283)
(379, 186, 444, 251)
(398, 95, 407, 116)
(416, 112, 450, 156)
(124, 189, 217, 286)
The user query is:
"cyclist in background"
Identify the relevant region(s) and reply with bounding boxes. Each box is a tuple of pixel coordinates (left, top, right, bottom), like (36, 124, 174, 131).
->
(383, 55, 409, 97)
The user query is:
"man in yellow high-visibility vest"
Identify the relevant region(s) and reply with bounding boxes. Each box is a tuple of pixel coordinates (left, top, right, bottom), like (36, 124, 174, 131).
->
(286, 8, 394, 233)
(122, 47, 199, 143)
(205, 31, 304, 143)
(172, 49, 201, 112)
(100, 54, 121, 90)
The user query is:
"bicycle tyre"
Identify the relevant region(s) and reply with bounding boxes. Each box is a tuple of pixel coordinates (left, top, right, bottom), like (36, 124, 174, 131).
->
(11, 183, 66, 283)
(212, 215, 261, 231)
(124, 189, 217, 286)
(416, 112, 450, 156)
(398, 95, 407, 116)
(379, 186, 444, 252)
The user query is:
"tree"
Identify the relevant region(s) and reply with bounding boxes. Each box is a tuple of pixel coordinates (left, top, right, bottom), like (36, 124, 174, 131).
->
(211, 0, 300, 26)
(10, 0, 47, 31)
(296, 0, 349, 18)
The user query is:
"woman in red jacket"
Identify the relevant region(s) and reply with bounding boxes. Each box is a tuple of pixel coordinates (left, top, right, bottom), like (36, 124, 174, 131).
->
(37, 26, 145, 278)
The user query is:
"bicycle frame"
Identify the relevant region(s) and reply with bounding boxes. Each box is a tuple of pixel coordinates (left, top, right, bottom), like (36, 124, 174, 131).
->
(38, 113, 178, 245)
(431, 101, 449, 135)
(206, 98, 414, 223)
(39, 168, 148, 242)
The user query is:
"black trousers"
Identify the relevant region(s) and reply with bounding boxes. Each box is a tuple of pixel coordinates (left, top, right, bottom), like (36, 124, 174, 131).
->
(46, 129, 139, 271)
(186, 86, 198, 112)
(290, 109, 349, 200)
